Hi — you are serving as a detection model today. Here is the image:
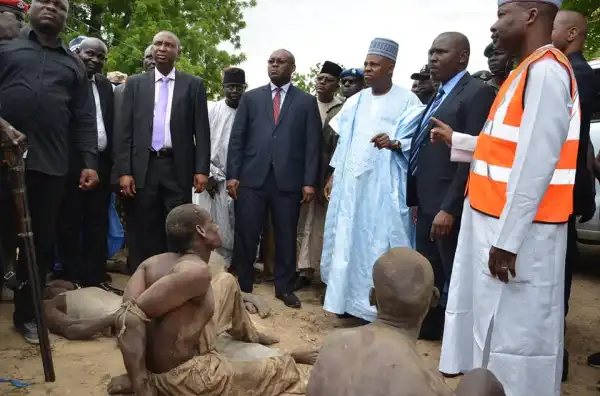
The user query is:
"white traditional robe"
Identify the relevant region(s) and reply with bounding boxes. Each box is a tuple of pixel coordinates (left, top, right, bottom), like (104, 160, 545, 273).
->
(440, 57, 573, 396)
(321, 85, 422, 322)
(193, 100, 237, 265)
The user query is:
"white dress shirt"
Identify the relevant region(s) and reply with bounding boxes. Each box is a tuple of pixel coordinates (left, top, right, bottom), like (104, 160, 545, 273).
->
(90, 76, 107, 152)
(154, 68, 176, 149)
(270, 81, 291, 110)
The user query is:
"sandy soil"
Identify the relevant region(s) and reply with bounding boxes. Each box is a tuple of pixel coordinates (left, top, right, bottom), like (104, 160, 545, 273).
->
(1, 247, 600, 395)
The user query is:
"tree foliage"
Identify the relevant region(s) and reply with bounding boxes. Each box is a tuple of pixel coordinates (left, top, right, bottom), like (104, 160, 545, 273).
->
(562, 0, 600, 58)
(292, 62, 346, 94)
(64, 0, 256, 98)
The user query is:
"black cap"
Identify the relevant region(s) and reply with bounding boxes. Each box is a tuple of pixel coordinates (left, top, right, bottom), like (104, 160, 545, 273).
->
(223, 67, 246, 85)
(411, 64, 430, 81)
(320, 61, 343, 78)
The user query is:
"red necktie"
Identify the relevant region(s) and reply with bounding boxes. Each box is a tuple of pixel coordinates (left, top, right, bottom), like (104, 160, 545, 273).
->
(273, 88, 281, 123)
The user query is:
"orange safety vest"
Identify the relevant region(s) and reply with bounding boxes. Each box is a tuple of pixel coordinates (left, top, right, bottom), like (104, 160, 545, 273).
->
(468, 46, 581, 224)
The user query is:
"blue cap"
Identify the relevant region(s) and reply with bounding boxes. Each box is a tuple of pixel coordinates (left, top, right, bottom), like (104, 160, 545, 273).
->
(69, 36, 88, 52)
(340, 68, 364, 79)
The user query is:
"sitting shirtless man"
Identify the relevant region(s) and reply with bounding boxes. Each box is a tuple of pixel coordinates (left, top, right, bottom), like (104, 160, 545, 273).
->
(307, 247, 505, 396)
(109, 204, 316, 395)
(42, 257, 270, 341)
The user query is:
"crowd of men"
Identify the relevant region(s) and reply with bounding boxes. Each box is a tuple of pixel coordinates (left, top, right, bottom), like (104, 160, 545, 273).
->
(0, 0, 600, 395)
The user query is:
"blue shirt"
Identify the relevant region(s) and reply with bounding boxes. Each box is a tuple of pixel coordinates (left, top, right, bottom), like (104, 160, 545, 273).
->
(438, 70, 467, 104)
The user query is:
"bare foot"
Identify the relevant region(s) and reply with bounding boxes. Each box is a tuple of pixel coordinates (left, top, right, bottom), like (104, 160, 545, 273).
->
(107, 374, 133, 394)
(242, 292, 271, 318)
(244, 301, 258, 314)
(291, 349, 319, 365)
(258, 332, 280, 346)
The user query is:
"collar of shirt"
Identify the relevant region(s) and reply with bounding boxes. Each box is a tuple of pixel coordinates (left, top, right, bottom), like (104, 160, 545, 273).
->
(440, 70, 467, 98)
(155, 67, 176, 82)
(22, 27, 69, 53)
(89, 74, 96, 82)
(270, 81, 291, 94)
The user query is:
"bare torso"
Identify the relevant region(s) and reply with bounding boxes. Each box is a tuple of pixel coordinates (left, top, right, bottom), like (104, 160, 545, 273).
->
(307, 323, 455, 396)
(141, 253, 215, 374)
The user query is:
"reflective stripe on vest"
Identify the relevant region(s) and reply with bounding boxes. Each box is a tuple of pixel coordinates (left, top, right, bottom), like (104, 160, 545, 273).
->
(468, 46, 581, 224)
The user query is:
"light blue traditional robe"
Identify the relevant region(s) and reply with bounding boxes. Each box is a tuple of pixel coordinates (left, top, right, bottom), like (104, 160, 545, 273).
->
(321, 85, 424, 322)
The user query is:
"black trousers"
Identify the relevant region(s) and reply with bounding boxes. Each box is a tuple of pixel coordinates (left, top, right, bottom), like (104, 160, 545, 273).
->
(565, 214, 577, 317)
(14, 170, 66, 326)
(0, 166, 17, 274)
(232, 168, 301, 295)
(125, 156, 190, 273)
(416, 209, 461, 337)
(56, 154, 112, 286)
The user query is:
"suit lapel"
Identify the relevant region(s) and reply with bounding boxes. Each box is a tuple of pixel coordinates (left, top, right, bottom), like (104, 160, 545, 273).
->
(172, 70, 187, 110)
(433, 73, 471, 119)
(144, 71, 156, 130)
(263, 84, 275, 126)
(275, 85, 296, 128)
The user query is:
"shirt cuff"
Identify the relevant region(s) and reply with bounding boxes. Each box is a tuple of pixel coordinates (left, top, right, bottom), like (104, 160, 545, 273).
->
(450, 132, 477, 163)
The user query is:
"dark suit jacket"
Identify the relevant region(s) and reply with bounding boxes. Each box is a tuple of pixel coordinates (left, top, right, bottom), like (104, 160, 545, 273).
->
(226, 84, 321, 192)
(114, 70, 210, 191)
(407, 72, 496, 217)
(68, 73, 114, 173)
(568, 51, 597, 219)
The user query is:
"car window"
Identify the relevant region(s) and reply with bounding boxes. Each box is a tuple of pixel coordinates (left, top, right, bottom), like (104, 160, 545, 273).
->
(592, 68, 600, 123)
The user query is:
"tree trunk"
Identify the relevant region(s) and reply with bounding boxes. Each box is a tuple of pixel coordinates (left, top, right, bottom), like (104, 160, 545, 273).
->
(88, 4, 103, 38)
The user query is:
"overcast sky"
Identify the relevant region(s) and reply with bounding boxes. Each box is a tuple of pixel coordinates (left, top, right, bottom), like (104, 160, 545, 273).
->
(228, 0, 499, 90)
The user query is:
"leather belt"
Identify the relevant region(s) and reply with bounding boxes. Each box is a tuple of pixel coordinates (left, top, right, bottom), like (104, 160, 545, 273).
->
(149, 149, 173, 158)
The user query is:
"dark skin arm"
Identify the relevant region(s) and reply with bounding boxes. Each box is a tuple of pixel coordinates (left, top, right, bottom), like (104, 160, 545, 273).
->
(193, 78, 210, 193)
(302, 96, 322, 203)
(116, 261, 212, 395)
(44, 300, 116, 340)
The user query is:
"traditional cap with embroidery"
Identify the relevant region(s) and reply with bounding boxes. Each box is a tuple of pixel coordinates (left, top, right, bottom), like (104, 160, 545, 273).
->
(340, 68, 364, 79)
(411, 64, 431, 81)
(320, 61, 343, 79)
(498, 0, 562, 7)
(223, 67, 246, 85)
(69, 36, 88, 52)
(0, 0, 29, 13)
(367, 38, 399, 62)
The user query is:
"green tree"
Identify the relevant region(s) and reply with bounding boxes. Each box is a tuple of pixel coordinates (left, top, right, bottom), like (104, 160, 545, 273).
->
(64, 0, 256, 98)
(292, 62, 346, 94)
(562, 0, 600, 58)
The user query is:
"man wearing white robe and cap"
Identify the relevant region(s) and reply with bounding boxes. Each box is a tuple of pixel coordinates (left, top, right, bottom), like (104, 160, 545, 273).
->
(430, 1, 579, 395)
(321, 38, 422, 322)
(193, 68, 246, 266)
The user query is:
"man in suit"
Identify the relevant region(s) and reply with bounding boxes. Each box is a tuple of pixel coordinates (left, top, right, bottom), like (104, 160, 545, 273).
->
(115, 31, 210, 272)
(406, 32, 496, 341)
(227, 49, 321, 308)
(552, 9, 598, 381)
(56, 37, 120, 292)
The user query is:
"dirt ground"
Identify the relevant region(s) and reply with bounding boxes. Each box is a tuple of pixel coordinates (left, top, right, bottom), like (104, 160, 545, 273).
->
(2, 247, 600, 395)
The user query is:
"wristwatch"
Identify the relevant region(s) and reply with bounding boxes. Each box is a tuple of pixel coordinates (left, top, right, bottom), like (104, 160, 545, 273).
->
(390, 140, 401, 151)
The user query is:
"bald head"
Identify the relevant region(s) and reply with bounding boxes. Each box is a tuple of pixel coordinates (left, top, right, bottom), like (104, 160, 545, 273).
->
(455, 368, 506, 396)
(267, 48, 296, 86)
(79, 37, 107, 53)
(372, 248, 434, 325)
(166, 204, 211, 253)
(552, 10, 588, 54)
(429, 32, 471, 83)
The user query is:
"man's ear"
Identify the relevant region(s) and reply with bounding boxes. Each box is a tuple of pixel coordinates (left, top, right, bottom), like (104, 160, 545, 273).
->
(195, 224, 207, 238)
(369, 288, 377, 307)
(430, 287, 440, 308)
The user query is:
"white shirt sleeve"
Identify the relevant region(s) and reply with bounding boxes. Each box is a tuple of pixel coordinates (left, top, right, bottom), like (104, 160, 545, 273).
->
(493, 58, 572, 254)
(450, 132, 478, 162)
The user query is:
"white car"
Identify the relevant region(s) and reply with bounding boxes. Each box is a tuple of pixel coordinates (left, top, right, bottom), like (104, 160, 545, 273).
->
(575, 59, 600, 243)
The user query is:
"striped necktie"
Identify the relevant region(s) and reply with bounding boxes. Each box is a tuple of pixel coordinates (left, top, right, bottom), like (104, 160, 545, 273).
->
(409, 88, 445, 176)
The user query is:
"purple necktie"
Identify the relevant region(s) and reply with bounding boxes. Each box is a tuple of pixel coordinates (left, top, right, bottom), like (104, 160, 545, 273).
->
(152, 76, 170, 151)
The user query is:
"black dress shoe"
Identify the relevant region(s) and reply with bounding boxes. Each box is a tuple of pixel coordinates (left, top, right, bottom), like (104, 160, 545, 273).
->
(98, 282, 124, 296)
(276, 292, 301, 309)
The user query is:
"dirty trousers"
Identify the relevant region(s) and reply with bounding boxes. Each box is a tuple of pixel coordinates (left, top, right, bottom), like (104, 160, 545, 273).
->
(150, 272, 306, 395)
